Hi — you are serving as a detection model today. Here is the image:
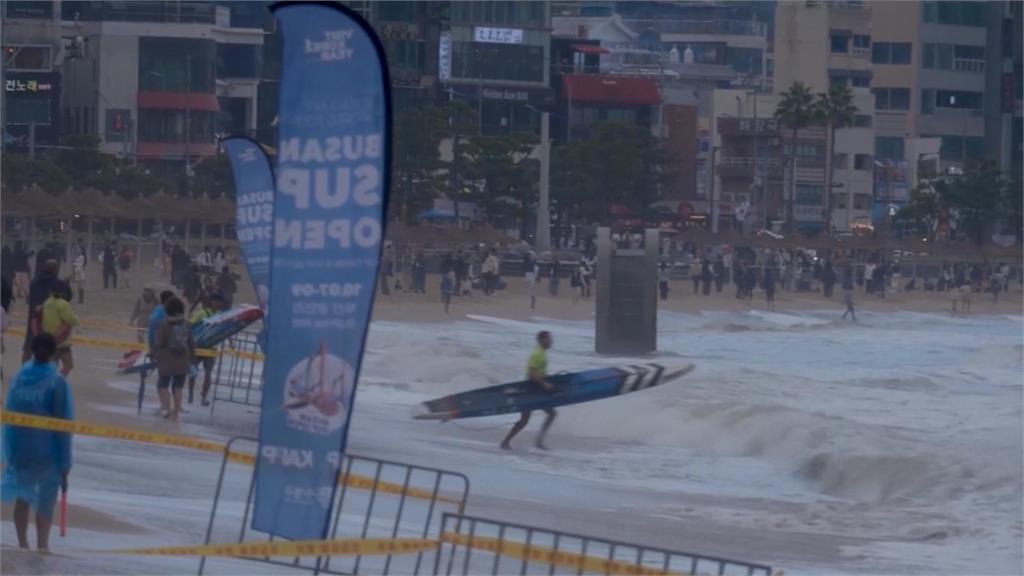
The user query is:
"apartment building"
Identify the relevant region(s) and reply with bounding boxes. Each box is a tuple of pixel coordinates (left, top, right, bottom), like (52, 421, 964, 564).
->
(2, 1, 65, 148)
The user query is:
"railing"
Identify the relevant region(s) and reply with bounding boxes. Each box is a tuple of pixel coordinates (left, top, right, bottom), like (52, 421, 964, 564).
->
(953, 58, 985, 74)
(624, 19, 767, 38)
(719, 157, 780, 168)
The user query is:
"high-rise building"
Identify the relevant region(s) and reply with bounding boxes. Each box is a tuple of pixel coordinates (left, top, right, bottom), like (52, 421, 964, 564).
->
(441, 1, 552, 136)
(56, 1, 266, 175)
(2, 1, 65, 149)
(871, 0, 989, 173)
(984, 1, 1022, 182)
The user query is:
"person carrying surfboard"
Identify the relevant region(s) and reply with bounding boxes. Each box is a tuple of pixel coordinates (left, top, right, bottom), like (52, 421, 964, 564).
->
(500, 331, 557, 451)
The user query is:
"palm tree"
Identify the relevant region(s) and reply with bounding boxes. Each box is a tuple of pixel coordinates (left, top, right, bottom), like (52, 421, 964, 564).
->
(775, 82, 817, 233)
(816, 84, 858, 236)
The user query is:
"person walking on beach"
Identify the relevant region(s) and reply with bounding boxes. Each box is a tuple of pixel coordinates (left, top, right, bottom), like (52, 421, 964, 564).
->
(440, 269, 455, 314)
(525, 252, 539, 309)
(548, 259, 561, 297)
(3, 333, 74, 554)
(101, 241, 118, 290)
(658, 262, 671, 301)
(500, 331, 557, 451)
(822, 260, 836, 298)
(71, 250, 86, 305)
(21, 261, 59, 364)
(118, 245, 133, 290)
(691, 258, 700, 294)
(189, 293, 223, 405)
(762, 266, 776, 311)
(153, 297, 194, 420)
(216, 266, 237, 309)
(130, 288, 159, 344)
(701, 258, 712, 296)
(39, 281, 79, 377)
(570, 265, 583, 304)
(412, 250, 427, 294)
(841, 262, 856, 321)
(12, 241, 34, 299)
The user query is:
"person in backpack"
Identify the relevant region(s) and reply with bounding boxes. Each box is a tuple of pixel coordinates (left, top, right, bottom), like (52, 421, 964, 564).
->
(3, 333, 74, 553)
(153, 297, 194, 420)
(39, 281, 79, 377)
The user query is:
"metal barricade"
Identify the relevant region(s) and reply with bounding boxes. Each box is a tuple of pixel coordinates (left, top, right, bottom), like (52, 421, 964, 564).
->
(198, 436, 470, 576)
(433, 513, 773, 576)
(210, 331, 264, 411)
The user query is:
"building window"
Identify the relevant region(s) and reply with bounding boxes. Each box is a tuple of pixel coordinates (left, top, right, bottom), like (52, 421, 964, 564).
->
(875, 137, 904, 160)
(795, 184, 824, 205)
(853, 195, 868, 210)
(452, 1, 545, 27)
(2, 45, 52, 71)
(376, 1, 416, 22)
(873, 87, 910, 111)
(217, 43, 262, 79)
(105, 109, 130, 142)
(451, 41, 544, 83)
(939, 135, 963, 161)
(785, 143, 825, 158)
(834, 153, 849, 169)
(852, 35, 871, 50)
(854, 154, 873, 170)
(935, 90, 983, 110)
(4, 1, 53, 18)
(921, 89, 934, 114)
(830, 33, 849, 54)
(922, 1, 987, 27)
(6, 99, 51, 125)
(138, 109, 216, 143)
(853, 114, 872, 127)
(922, 43, 984, 72)
(138, 37, 216, 92)
(871, 42, 911, 65)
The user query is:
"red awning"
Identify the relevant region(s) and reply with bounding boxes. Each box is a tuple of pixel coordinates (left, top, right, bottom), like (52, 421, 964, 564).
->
(572, 44, 609, 55)
(562, 74, 661, 106)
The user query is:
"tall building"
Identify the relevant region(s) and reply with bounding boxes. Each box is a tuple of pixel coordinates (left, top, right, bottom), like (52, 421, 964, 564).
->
(441, 1, 552, 135)
(771, 1, 874, 233)
(2, 1, 65, 148)
(871, 0, 990, 173)
(55, 1, 265, 175)
(984, 1, 1022, 181)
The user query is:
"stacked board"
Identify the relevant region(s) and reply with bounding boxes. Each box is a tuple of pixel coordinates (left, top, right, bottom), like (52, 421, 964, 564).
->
(413, 362, 694, 420)
(118, 306, 264, 374)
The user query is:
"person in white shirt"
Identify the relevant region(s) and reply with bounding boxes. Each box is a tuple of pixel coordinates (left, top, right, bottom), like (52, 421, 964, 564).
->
(71, 254, 86, 304)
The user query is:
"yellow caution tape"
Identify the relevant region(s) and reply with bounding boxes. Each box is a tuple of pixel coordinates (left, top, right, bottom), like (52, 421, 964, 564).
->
(440, 533, 685, 576)
(5, 328, 261, 361)
(0, 410, 459, 504)
(7, 313, 133, 332)
(99, 537, 437, 558)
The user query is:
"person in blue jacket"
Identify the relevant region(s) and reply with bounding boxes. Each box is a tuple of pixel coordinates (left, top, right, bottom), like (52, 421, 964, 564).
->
(3, 333, 74, 553)
(147, 290, 177, 350)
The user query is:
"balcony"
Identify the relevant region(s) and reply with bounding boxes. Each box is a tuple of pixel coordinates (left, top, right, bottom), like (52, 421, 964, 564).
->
(953, 58, 985, 74)
(624, 19, 767, 37)
(716, 157, 781, 179)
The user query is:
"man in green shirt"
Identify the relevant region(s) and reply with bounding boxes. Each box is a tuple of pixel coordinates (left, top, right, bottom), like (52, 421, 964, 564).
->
(188, 293, 224, 406)
(501, 331, 557, 451)
(39, 281, 78, 376)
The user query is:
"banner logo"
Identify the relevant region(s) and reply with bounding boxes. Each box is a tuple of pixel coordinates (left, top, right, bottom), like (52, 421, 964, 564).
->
(305, 29, 354, 61)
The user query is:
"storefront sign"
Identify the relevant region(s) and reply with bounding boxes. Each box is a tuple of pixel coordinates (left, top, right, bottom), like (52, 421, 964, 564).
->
(378, 22, 419, 41)
(5, 79, 52, 92)
(438, 31, 451, 81)
(473, 26, 523, 45)
(793, 205, 825, 223)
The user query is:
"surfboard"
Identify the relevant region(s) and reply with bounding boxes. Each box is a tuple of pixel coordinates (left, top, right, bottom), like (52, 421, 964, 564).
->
(412, 362, 695, 421)
(117, 306, 264, 375)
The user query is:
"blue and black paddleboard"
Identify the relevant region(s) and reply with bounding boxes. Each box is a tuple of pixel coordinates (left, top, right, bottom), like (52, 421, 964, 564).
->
(412, 363, 695, 420)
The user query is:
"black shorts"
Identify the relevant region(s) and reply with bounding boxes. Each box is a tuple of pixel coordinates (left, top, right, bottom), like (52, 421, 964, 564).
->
(157, 374, 187, 390)
(196, 356, 216, 372)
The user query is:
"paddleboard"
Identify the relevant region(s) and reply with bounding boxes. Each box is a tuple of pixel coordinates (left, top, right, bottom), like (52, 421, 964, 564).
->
(412, 362, 694, 420)
(118, 306, 263, 374)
